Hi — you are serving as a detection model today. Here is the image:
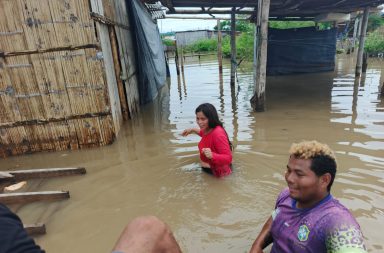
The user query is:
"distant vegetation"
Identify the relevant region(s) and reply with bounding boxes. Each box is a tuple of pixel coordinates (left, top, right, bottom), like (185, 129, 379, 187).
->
(365, 14, 384, 55)
(162, 38, 174, 46)
(365, 28, 384, 55)
(163, 15, 384, 59)
(180, 20, 331, 61)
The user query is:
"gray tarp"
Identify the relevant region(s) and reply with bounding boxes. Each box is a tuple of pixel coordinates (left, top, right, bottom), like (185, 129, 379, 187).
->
(267, 27, 337, 75)
(127, 0, 166, 104)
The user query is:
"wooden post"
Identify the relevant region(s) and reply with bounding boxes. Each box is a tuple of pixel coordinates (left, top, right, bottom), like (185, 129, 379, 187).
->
(362, 52, 368, 73)
(180, 46, 185, 73)
(352, 17, 359, 52)
(230, 8, 237, 86)
(356, 7, 369, 77)
(174, 41, 180, 76)
(217, 19, 223, 73)
(109, 27, 129, 120)
(250, 0, 271, 112)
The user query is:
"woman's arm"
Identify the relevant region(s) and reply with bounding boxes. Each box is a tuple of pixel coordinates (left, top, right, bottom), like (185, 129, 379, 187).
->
(181, 128, 200, 136)
(209, 130, 232, 166)
(249, 216, 273, 253)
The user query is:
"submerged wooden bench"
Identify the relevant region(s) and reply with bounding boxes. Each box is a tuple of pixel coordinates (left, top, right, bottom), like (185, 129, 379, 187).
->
(0, 191, 70, 205)
(0, 167, 86, 181)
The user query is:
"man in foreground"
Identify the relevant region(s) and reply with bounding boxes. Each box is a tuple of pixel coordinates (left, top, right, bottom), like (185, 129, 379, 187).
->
(249, 140, 367, 253)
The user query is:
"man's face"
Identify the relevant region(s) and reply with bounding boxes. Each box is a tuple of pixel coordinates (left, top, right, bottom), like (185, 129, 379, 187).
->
(285, 156, 327, 208)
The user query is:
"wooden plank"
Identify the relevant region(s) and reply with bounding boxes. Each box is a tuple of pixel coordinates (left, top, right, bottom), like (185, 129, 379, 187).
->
(24, 223, 46, 236)
(2, 167, 86, 180)
(250, 0, 270, 112)
(109, 27, 129, 120)
(95, 21, 122, 135)
(0, 191, 70, 205)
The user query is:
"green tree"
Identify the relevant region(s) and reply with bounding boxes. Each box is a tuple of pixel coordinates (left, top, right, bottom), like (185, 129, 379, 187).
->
(368, 14, 384, 32)
(214, 20, 253, 32)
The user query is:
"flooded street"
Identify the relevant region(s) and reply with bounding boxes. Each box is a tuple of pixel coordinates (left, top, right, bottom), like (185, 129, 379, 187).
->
(1, 55, 383, 252)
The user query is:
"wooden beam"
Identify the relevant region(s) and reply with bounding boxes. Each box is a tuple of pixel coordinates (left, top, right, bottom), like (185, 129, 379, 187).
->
(166, 9, 255, 15)
(250, 0, 271, 112)
(0, 112, 110, 129)
(355, 7, 369, 77)
(217, 20, 223, 73)
(0, 191, 70, 205)
(24, 223, 46, 236)
(90, 12, 130, 30)
(230, 9, 236, 86)
(2, 167, 86, 180)
(164, 16, 247, 20)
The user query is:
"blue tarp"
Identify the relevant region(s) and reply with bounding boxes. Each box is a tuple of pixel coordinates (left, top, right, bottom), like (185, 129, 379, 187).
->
(127, 0, 166, 104)
(267, 27, 337, 75)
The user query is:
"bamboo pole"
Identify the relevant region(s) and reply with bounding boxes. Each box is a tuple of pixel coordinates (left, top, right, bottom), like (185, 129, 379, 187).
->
(230, 9, 236, 86)
(355, 7, 369, 77)
(250, 0, 271, 112)
(217, 19, 223, 73)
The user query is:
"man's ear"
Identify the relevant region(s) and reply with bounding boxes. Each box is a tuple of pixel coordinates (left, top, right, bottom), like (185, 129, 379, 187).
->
(320, 173, 332, 190)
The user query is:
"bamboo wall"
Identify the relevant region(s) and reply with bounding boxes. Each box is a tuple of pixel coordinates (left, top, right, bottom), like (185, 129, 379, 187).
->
(0, 0, 139, 158)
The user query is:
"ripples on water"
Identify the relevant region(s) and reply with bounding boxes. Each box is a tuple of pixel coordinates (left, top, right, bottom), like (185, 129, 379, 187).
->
(0, 55, 383, 252)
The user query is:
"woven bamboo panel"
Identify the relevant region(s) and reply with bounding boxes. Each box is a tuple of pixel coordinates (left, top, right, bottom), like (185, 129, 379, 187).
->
(0, 48, 109, 124)
(0, 115, 115, 158)
(102, 0, 115, 20)
(0, 0, 97, 52)
(0, 0, 118, 157)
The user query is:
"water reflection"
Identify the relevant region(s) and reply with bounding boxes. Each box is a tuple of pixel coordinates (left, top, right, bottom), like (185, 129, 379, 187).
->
(0, 55, 382, 253)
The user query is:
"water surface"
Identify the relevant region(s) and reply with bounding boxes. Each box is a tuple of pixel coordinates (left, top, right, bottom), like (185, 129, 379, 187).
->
(1, 54, 383, 253)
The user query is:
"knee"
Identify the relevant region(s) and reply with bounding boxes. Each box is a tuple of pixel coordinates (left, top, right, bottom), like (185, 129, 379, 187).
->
(125, 216, 169, 236)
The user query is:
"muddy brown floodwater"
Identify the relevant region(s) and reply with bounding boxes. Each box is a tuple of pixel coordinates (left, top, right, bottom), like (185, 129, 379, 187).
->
(0, 55, 383, 253)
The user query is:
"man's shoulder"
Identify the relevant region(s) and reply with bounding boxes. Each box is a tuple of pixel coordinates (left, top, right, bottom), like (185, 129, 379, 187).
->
(314, 197, 359, 228)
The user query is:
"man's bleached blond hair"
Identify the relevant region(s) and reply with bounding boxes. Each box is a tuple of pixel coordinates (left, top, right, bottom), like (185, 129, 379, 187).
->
(289, 140, 336, 160)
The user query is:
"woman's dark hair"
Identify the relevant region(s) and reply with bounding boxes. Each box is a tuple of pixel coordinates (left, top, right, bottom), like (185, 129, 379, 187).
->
(195, 103, 233, 151)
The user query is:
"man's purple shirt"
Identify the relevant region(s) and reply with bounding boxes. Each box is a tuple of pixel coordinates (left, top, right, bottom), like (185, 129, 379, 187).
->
(270, 188, 367, 253)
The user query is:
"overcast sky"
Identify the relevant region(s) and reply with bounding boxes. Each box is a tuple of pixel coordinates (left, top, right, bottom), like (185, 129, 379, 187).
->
(157, 13, 233, 33)
(158, 19, 217, 32)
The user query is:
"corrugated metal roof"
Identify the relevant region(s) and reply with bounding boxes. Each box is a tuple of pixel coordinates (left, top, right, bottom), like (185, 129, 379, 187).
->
(151, 0, 384, 17)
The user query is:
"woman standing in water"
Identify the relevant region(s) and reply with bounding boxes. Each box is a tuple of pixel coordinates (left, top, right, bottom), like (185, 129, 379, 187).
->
(182, 103, 233, 177)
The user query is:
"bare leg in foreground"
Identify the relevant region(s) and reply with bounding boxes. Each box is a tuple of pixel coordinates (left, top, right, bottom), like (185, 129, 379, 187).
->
(112, 216, 182, 253)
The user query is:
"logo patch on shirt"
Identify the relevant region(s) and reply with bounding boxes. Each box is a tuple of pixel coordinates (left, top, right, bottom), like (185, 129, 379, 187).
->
(297, 225, 310, 242)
